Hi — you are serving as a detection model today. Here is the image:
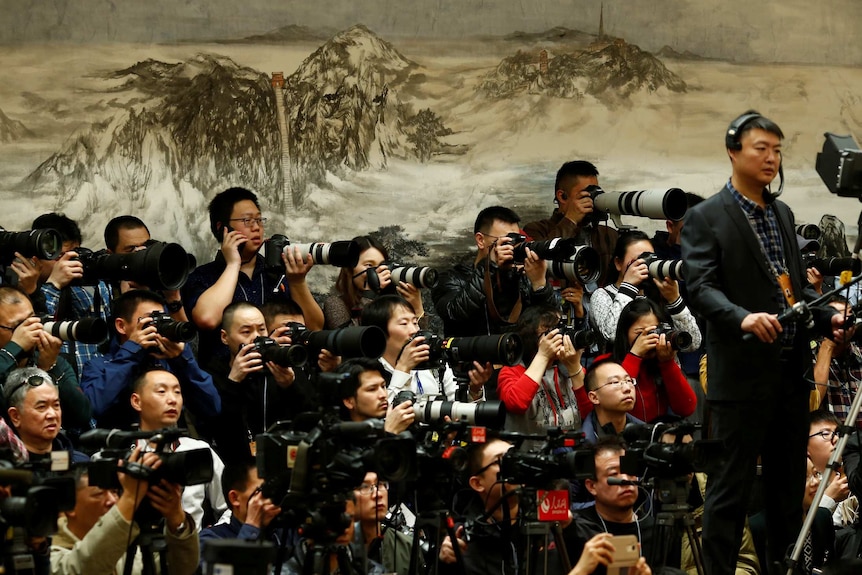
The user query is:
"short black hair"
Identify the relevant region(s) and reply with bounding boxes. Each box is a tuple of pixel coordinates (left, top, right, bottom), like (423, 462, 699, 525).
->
(473, 206, 520, 235)
(612, 298, 673, 362)
(221, 459, 257, 511)
(222, 301, 262, 332)
(584, 355, 621, 392)
(589, 435, 627, 479)
(104, 215, 149, 251)
(112, 289, 165, 324)
(208, 187, 260, 241)
(809, 409, 840, 428)
(335, 357, 389, 402)
(727, 109, 784, 149)
(261, 300, 305, 327)
(554, 161, 599, 200)
(360, 295, 414, 337)
(32, 213, 82, 245)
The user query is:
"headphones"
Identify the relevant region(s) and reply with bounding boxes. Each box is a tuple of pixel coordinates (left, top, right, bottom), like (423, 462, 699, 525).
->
(725, 111, 784, 201)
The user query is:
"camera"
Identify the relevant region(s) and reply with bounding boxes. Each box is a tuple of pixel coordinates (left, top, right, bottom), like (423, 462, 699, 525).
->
(74, 241, 193, 291)
(264, 234, 361, 269)
(621, 421, 724, 478)
(410, 330, 523, 370)
(249, 336, 308, 368)
(0, 227, 62, 266)
(552, 320, 599, 350)
(500, 441, 594, 486)
(638, 251, 685, 282)
(285, 323, 387, 359)
(652, 322, 692, 351)
(816, 132, 862, 198)
(40, 316, 108, 344)
(505, 233, 580, 264)
(796, 224, 821, 241)
(0, 456, 77, 537)
(389, 265, 439, 289)
(587, 185, 688, 223)
(81, 428, 214, 490)
(393, 390, 507, 428)
(803, 253, 862, 276)
(148, 311, 196, 342)
(547, 246, 602, 285)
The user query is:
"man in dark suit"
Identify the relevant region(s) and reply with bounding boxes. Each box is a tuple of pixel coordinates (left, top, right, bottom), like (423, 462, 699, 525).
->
(681, 111, 846, 575)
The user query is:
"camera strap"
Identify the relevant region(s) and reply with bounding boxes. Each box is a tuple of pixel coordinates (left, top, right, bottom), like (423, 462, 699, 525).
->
(483, 255, 522, 325)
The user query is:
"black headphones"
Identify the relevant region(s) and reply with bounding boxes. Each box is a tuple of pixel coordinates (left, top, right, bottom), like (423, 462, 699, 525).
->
(725, 111, 784, 201)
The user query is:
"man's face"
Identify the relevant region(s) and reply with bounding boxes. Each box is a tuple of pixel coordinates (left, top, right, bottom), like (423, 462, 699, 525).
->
(385, 305, 419, 359)
(469, 439, 515, 511)
(232, 467, 264, 524)
(808, 420, 838, 472)
(222, 307, 268, 357)
(475, 219, 520, 254)
(10, 383, 61, 447)
(116, 300, 165, 344)
(343, 370, 388, 421)
(587, 362, 636, 413)
(588, 449, 638, 514)
(37, 240, 79, 283)
(227, 199, 265, 256)
(0, 300, 34, 349)
(112, 226, 150, 253)
(558, 175, 599, 211)
(70, 480, 118, 534)
(132, 371, 183, 430)
(354, 471, 389, 523)
(730, 128, 782, 188)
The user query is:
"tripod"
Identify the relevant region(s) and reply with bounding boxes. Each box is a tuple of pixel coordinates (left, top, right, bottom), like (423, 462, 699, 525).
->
(122, 530, 168, 575)
(518, 489, 573, 575)
(301, 542, 356, 575)
(409, 509, 466, 575)
(648, 475, 705, 575)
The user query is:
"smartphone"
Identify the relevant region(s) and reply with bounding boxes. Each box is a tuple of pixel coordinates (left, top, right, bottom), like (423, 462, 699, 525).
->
(607, 534, 640, 575)
(221, 223, 246, 254)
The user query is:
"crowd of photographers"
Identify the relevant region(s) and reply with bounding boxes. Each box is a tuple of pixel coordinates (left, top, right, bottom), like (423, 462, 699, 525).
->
(0, 140, 861, 575)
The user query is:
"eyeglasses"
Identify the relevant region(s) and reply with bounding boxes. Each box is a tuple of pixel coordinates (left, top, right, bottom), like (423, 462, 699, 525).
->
(5, 374, 56, 398)
(228, 217, 267, 228)
(593, 377, 638, 391)
(807, 470, 823, 485)
(808, 429, 839, 443)
(473, 456, 503, 478)
(0, 314, 37, 333)
(357, 481, 389, 495)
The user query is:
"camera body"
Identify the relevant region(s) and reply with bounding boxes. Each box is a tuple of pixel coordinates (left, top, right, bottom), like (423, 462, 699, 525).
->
(552, 320, 599, 350)
(249, 336, 308, 368)
(651, 322, 692, 351)
(148, 311, 196, 342)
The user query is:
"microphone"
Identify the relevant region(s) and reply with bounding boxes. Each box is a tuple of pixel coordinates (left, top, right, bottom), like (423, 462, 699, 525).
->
(607, 477, 641, 486)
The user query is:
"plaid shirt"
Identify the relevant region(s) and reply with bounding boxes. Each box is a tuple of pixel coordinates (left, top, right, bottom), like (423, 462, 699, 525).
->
(822, 342, 862, 428)
(41, 281, 114, 377)
(728, 180, 795, 345)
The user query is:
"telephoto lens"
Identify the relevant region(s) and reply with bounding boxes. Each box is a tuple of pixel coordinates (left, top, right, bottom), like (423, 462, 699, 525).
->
(41, 317, 108, 344)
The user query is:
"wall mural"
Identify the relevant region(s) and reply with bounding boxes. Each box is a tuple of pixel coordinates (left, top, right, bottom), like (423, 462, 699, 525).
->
(1, 0, 861, 292)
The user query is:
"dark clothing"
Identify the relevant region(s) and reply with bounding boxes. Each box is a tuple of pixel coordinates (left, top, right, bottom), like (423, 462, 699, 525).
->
(750, 507, 834, 573)
(80, 338, 220, 430)
(681, 183, 837, 575)
(432, 257, 557, 337)
(580, 411, 644, 445)
(182, 252, 292, 360)
(523, 211, 619, 287)
(0, 344, 91, 435)
(200, 356, 319, 464)
(563, 505, 655, 575)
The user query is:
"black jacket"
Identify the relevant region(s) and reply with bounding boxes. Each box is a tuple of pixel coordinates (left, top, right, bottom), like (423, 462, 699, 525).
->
(432, 258, 557, 337)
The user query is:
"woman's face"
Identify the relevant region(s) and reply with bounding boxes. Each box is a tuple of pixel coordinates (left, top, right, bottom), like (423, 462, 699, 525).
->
(351, 247, 386, 291)
(615, 240, 654, 276)
(627, 312, 660, 348)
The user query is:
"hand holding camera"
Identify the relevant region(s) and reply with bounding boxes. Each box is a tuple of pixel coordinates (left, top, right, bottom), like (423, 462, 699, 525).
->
(147, 478, 187, 533)
(537, 328, 565, 361)
(622, 256, 649, 287)
(229, 342, 264, 382)
(245, 487, 282, 529)
(47, 251, 84, 289)
(563, 189, 595, 224)
(282, 245, 315, 282)
(492, 235, 516, 268)
(631, 325, 660, 358)
(11, 316, 44, 353)
(116, 446, 162, 520)
(384, 399, 415, 435)
(34, 329, 63, 372)
(522, 247, 548, 289)
(652, 276, 681, 303)
(10, 252, 40, 295)
(395, 334, 430, 373)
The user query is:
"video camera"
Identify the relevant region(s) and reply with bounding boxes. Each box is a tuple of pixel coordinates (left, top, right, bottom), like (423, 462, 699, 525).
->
(498, 429, 594, 487)
(802, 253, 862, 276)
(621, 421, 724, 479)
(74, 240, 194, 291)
(0, 452, 77, 538)
(816, 132, 862, 198)
(263, 234, 361, 269)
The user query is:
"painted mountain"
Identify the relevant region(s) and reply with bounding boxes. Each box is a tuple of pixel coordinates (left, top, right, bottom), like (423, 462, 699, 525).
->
(0, 108, 33, 142)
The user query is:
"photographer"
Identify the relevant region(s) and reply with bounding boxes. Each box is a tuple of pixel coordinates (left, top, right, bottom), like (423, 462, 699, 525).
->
(182, 187, 324, 360)
(80, 289, 219, 431)
(498, 305, 584, 440)
(0, 288, 92, 436)
(605, 299, 696, 424)
(523, 161, 619, 286)
(589, 231, 701, 351)
(130, 369, 226, 530)
(336, 358, 414, 435)
(202, 301, 318, 463)
(198, 460, 283, 568)
(34, 213, 114, 378)
(324, 235, 426, 330)
(361, 295, 490, 403)
(432, 206, 556, 337)
(51, 447, 197, 575)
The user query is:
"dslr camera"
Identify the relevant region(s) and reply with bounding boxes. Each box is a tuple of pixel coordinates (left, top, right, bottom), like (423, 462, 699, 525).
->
(651, 322, 692, 351)
(248, 336, 308, 368)
(147, 311, 197, 342)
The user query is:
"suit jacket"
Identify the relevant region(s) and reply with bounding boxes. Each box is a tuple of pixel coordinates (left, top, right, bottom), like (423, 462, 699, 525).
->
(681, 184, 811, 401)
